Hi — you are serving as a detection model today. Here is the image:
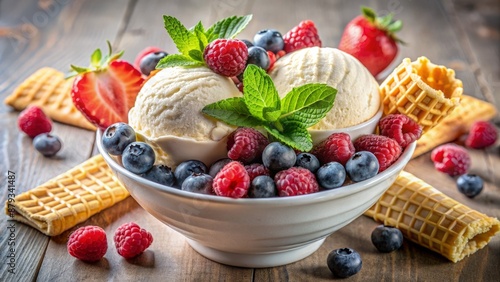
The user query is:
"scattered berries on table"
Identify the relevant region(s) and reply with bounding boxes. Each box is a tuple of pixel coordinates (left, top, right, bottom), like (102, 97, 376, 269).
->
(122, 142, 155, 174)
(311, 132, 355, 166)
(371, 225, 404, 253)
(67, 225, 107, 262)
(227, 127, 269, 164)
(141, 165, 176, 187)
(275, 167, 319, 197)
(456, 174, 484, 198)
(181, 173, 214, 194)
(248, 175, 277, 198)
(114, 222, 153, 259)
(213, 161, 250, 198)
(174, 160, 208, 187)
(18, 105, 52, 138)
(379, 114, 422, 148)
(283, 20, 322, 53)
(465, 121, 497, 149)
(295, 152, 320, 173)
(203, 39, 248, 77)
(345, 151, 379, 182)
(316, 162, 346, 189)
(262, 142, 297, 171)
(139, 51, 168, 76)
(102, 122, 136, 156)
(209, 158, 232, 178)
(431, 144, 471, 176)
(253, 29, 284, 54)
(354, 134, 402, 172)
(327, 248, 362, 278)
(133, 46, 162, 70)
(244, 163, 270, 181)
(33, 133, 62, 157)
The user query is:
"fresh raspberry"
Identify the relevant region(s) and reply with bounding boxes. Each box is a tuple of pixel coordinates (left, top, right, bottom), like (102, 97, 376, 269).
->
(311, 133, 355, 165)
(354, 134, 402, 172)
(379, 114, 422, 148)
(431, 144, 471, 176)
(203, 39, 248, 77)
(245, 163, 270, 181)
(18, 105, 52, 138)
(213, 161, 250, 198)
(274, 167, 319, 197)
(133, 46, 162, 70)
(283, 20, 322, 53)
(267, 51, 277, 71)
(275, 50, 287, 59)
(227, 127, 269, 164)
(465, 121, 498, 149)
(114, 222, 153, 259)
(67, 225, 107, 262)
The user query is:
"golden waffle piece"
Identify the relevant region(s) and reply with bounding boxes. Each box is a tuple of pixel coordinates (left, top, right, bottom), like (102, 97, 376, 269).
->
(365, 171, 500, 262)
(5, 155, 129, 236)
(413, 95, 497, 158)
(380, 57, 463, 133)
(4, 67, 96, 130)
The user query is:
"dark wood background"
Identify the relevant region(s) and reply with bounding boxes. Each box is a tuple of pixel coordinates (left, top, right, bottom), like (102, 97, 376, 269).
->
(1, 0, 499, 281)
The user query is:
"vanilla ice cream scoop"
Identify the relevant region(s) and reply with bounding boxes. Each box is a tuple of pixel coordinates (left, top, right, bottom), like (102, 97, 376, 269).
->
(269, 47, 381, 130)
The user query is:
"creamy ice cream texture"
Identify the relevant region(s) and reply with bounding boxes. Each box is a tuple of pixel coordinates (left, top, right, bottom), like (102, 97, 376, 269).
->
(269, 47, 381, 130)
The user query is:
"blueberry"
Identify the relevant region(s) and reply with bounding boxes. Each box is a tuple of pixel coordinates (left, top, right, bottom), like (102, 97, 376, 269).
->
(208, 158, 232, 178)
(139, 51, 168, 76)
(371, 225, 404, 253)
(33, 133, 62, 157)
(262, 142, 296, 171)
(241, 39, 254, 48)
(248, 175, 277, 198)
(345, 151, 379, 182)
(253, 29, 284, 53)
(327, 248, 362, 278)
(457, 174, 484, 198)
(247, 46, 270, 70)
(316, 162, 346, 189)
(181, 173, 213, 194)
(122, 142, 155, 174)
(295, 152, 320, 173)
(102, 122, 136, 156)
(141, 165, 175, 187)
(174, 160, 208, 187)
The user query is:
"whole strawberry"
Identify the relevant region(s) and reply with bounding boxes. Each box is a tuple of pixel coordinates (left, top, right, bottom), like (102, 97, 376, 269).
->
(204, 39, 248, 77)
(67, 225, 108, 262)
(338, 6, 403, 77)
(18, 105, 52, 138)
(114, 222, 153, 259)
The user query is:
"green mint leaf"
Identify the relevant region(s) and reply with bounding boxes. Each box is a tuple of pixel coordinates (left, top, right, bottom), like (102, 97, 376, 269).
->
(90, 49, 102, 68)
(191, 21, 208, 51)
(163, 15, 200, 56)
(188, 49, 203, 61)
(265, 121, 312, 151)
(156, 54, 204, 69)
(206, 15, 252, 42)
(243, 65, 281, 122)
(279, 83, 337, 128)
(202, 97, 265, 128)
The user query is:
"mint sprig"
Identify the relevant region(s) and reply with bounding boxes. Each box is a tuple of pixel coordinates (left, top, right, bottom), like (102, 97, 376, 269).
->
(157, 14, 252, 69)
(202, 65, 337, 151)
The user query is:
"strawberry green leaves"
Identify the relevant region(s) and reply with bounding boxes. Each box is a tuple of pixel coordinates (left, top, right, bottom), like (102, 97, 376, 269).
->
(202, 65, 337, 151)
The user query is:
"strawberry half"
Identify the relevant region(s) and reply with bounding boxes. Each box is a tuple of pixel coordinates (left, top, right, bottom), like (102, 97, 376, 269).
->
(70, 42, 144, 130)
(338, 6, 403, 77)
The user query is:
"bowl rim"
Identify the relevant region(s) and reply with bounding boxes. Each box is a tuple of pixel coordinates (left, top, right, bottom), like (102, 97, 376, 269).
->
(97, 130, 415, 206)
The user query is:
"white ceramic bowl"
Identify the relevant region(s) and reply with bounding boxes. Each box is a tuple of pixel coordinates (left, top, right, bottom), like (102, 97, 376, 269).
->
(97, 130, 415, 268)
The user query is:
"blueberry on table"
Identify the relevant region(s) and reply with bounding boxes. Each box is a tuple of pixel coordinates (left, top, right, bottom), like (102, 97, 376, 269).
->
(33, 133, 62, 157)
(295, 152, 320, 173)
(262, 142, 296, 172)
(327, 248, 362, 278)
(181, 173, 213, 194)
(102, 122, 136, 156)
(457, 174, 484, 198)
(345, 151, 379, 182)
(316, 162, 346, 189)
(139, 51, 168, 76)
(141, 164, 175, 187)
(174, 160, 208, 187)
(248, 175, 277, 198)
(253, 29, 284, 53)
(122, 142, 155, 174)
(371, 225, 404, 253)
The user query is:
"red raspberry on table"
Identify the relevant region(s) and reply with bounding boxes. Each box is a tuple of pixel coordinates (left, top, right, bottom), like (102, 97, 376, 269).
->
(133, 46, 162, 70)
(431, 144, 471, 176)
(379, 114, 422, 148)
(354, 134, 402, 172)
(465, 121, 498, 149)
(203, 39, 248, 77)
(283, 20, 322, 53)
(245, 163, 270, 181)
(311, 133, 355, 166)
(18, 105, 52, 138)
(275, 167, 319, 197)
(114, 222, 153, 259)
(227, 127, 269, 164)
(213, 161, 250, 198)
(67, 225, 107, 262)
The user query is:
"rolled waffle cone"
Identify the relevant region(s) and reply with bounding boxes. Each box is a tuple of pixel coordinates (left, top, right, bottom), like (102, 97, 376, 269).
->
(381, 57, 463, 133)
(4, 67, 95, 130)
(365, 171, 500, 262)
(4, 155, 129, 236)
(413, 95, 497, 158)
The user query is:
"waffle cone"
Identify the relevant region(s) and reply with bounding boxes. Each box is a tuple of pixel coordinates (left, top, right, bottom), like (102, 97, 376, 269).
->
(4, 155, 129, 236)
(365, 171, 500, 262)
(381, 57, 463, 133)
(4, 67, 95, 130)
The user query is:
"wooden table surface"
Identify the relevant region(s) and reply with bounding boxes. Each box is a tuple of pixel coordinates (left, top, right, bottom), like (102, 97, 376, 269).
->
(1, 0, 499, 281)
